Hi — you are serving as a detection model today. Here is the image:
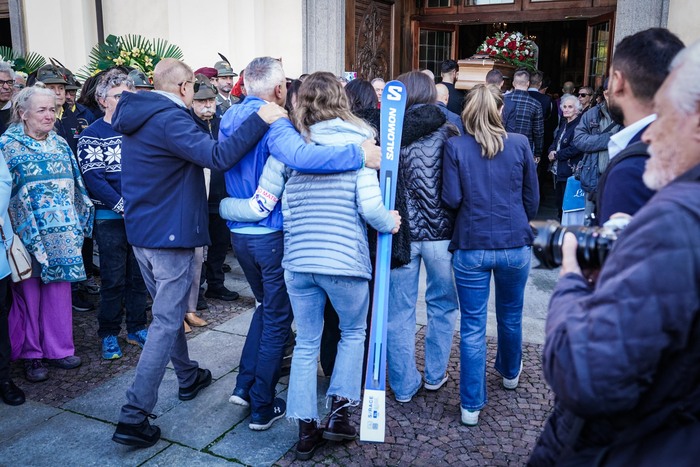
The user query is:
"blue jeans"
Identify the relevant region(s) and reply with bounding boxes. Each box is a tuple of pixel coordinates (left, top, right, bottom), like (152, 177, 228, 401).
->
(387, 240, 459, 401)
(119, 247, 199, 424)
(285, 271, 368, 420)
(94, 219, 147, 338)
(231, 232, 293, 419)
(452, 246, 531, 411)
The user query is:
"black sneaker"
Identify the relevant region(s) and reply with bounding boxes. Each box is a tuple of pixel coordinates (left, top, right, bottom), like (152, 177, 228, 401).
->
(112, 414, 161, 448)
(196, 294, 208, 311)
(178, 368, 212, 401)
(204, 286, 240, 301)
(249, 397, 286, 431)
(71, 291, 94, 312)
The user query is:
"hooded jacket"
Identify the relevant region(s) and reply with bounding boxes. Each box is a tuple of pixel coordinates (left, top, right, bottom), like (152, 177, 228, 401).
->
(111, 90, 269, 249)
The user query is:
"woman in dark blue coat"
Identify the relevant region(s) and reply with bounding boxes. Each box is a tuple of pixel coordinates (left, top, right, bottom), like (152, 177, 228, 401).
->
(548, 94, 583, 220)
(442, 84, 539, 426)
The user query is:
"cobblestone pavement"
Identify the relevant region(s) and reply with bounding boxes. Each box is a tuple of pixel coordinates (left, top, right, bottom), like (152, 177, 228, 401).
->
(6, 258, 556, 466)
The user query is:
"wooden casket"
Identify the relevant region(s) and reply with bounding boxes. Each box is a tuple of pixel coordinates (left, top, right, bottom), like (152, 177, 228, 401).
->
(455, 55, 516, 90)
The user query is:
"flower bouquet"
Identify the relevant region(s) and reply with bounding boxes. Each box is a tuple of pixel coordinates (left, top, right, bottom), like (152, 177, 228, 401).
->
(476, 31, 537, 70)
(78, 34, 184, 81)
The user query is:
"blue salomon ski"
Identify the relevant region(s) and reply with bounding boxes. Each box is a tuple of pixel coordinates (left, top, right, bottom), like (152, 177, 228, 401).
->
(360, 81, 407, 443)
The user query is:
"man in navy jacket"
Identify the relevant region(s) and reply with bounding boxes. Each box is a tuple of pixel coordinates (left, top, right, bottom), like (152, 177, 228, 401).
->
(109, 58, 286, 448)
(530, 41, 700, 465)
(596, 28, 684, 224)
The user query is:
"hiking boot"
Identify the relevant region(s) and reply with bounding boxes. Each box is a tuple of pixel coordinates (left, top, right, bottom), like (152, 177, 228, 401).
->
(228, 387, 250, 407)
(24, 359, 48, 383)
(204, 286, 239, 301)
(102, 335, 122, 360)
(126, 329, 148, 348)
(249, 397, 286, 431)
(296, 419, 326, 461)
(71, 291, 94, 312)
(323, 396, 357, 441)
(47, 355, 82, 369)
(178, 368, 212, 401)
(112, 414, 160, 448)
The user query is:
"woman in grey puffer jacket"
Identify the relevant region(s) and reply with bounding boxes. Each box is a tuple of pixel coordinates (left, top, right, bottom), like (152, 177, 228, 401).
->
(220, 72, 400, 461)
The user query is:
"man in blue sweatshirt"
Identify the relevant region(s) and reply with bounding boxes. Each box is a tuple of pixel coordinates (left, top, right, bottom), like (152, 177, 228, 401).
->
(220, 56, 381, 431)
(109, 58, 287, 448)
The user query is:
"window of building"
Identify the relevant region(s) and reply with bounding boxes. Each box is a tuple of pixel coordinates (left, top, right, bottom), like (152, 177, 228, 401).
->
(587, 20, 610, 88)
(419, 29, 453, 76)
(469, 0, 515, 4)
(426, 0, 452, 7)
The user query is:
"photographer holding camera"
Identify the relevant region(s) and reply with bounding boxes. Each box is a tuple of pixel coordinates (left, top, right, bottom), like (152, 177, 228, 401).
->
(529, 40, 700, 466)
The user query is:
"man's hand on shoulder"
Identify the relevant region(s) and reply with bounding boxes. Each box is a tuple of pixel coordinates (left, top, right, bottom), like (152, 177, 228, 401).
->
(257, 103, 288, 125)
(361, 139, 381, 170)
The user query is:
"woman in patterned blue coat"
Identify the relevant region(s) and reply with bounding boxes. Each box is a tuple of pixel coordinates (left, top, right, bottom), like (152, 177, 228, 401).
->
(1, 85, 94, 383)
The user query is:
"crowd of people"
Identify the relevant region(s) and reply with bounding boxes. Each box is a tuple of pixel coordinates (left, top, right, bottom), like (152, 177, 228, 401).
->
(0, 26, 698, 466)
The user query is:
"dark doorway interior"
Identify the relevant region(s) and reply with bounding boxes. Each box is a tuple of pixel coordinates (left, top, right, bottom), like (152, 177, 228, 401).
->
(458, 20, 588, 94)
(0, 18, 10, 48)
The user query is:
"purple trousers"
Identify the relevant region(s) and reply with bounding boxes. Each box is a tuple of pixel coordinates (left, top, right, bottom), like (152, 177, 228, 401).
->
(8, 278, 74, 360)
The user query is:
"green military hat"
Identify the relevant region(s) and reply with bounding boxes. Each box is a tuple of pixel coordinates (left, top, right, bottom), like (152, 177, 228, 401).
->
(35, 64, 68, 85)
(214, 60, 237, 78)
(128, 69, 153, 89)
(63, 68, 81, 91)
(193, 74, 218, 100)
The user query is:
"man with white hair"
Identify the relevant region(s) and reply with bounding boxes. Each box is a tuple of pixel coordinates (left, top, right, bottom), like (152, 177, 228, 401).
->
(530, 38, 700, 467)
(220, 56, 382, 432)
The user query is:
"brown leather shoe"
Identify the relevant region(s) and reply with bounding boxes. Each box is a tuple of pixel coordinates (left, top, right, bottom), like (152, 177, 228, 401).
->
(296, 419, 325, 460)
(185, 312, 208, 327)
(184, 321, 192, 334)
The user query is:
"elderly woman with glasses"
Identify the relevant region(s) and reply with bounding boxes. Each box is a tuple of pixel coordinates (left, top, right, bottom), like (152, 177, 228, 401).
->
(548, 94, 584, 220)
(77, 69, 149, 361)
(1, 84, 94, 382)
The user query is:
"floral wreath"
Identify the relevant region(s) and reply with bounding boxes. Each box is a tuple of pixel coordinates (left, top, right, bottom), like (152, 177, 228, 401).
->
(476, 31, 537, 70)
(78, 34, 184, 81)
(0, 47, 46, 74)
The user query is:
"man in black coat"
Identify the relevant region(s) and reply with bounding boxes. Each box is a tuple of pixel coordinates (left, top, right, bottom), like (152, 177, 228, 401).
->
(439, 59, 465, 115)
(528, 70, 557, 162)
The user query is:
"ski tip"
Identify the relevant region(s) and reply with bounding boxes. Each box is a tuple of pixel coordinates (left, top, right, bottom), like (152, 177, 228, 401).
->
(360, 389, 386, 443)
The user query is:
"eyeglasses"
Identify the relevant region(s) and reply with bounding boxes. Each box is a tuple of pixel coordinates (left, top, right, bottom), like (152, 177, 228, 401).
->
(13, 84, 24, 90)
(578, 93, 591, 97)
(107, 93, 123, 101)
(0, 79, 15, 88)
(178, 80, 200, 93)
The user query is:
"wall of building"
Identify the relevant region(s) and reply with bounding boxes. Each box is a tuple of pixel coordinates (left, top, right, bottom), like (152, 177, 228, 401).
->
(22, 0, 304, 78)
(667, 0, 700, 46)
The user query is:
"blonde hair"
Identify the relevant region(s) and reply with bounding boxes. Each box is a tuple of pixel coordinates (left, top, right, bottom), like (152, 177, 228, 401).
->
(461, 84, 506, 159)
(292, 71, 375, 140)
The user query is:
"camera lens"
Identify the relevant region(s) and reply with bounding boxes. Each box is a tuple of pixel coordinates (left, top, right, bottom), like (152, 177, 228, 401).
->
(530, 221, 619, 270)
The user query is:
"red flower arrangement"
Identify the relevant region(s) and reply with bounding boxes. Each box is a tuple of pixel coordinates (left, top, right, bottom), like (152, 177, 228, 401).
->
(476, 31, 537, 69)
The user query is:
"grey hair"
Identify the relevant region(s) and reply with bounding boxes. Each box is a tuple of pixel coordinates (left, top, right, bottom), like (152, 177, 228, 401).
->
(10, 85, 56, 124)
(560, 93, 582, 113)
(0, 61, 14, 78)
(371, 78, 385, 86)
(244, 57, 285, 98)
(667, 41, 700, 115)
(513, 70, 530, 87)
(95, 69, 135, 111)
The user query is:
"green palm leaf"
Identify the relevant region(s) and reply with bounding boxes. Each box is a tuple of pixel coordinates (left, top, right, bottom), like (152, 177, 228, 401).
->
(0, 46, 46, 74)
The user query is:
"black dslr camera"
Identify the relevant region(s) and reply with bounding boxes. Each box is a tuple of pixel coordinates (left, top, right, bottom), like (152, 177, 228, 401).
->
(530, 220, 623, 270)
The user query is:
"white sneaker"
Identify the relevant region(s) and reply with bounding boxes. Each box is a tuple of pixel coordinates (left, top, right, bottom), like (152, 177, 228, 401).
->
(503, 362, 524, 390)
(460, 407, 480, 426)
(424, 374, 449, 391)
